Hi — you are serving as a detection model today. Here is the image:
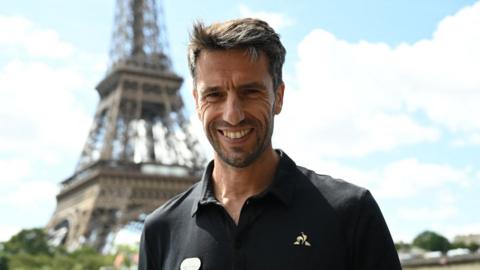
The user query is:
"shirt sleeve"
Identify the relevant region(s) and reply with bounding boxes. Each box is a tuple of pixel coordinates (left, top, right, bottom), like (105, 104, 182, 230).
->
(352, 190, 402, 270)
(138, 227, 158, 270)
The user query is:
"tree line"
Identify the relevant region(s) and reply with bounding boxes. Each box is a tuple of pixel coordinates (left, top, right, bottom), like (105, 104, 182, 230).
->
(395, 230, 480, 254)
(1, 227, 478, 269)
(0, 228, 114, 270)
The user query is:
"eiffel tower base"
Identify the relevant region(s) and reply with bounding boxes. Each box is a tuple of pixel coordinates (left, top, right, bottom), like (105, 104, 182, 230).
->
(46, 161, 197, 251)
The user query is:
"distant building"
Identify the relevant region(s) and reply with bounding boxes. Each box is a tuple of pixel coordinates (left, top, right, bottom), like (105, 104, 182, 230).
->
(454, 234, 480, 245)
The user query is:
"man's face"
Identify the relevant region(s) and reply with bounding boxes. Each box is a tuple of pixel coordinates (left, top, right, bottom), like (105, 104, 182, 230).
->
(193, 49, 284, 168)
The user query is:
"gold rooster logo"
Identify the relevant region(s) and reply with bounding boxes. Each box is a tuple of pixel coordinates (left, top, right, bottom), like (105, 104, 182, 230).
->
(293, 232, 311, 246)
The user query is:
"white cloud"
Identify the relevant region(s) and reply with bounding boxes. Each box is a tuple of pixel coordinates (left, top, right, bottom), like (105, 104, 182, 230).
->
(396, 190, 459, 224)
(0, 225, 21, 242)
(444, 223, 480, 240)
(0, 16, 104, 165)
(275, 1, 480, 158)
(2, 180, 58, 210)
(469, 133, 480, 145)
(398, 205, 458, 223)
(297, 158, 475, 199)
(0, 159, 31, 186)
(450, 138, 467, 148)
(392, 204, 459, 242)
(386, 189, 465, 242)
(0, 59, 95, 169)
(0, 16, 74, 58)
(0, 16, 105, 237)
(449, 132, 480, 147)
(375, 158, 472, 198)
(238, 4, 293, 31)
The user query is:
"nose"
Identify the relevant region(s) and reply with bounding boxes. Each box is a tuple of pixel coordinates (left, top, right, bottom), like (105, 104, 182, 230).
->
(223, 93, 244, 125)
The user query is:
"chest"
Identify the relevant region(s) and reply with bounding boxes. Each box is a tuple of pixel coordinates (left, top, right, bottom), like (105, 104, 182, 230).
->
(162, 202, 349, 270)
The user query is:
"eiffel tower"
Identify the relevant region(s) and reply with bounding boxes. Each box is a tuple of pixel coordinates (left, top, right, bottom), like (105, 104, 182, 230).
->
(46, 0, 205, 251)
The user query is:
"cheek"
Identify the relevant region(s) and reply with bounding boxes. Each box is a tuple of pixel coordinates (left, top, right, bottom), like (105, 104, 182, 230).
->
(197, 102, 213, 127)
(255, 97, 276, 115)
(245, 101, 274, 125)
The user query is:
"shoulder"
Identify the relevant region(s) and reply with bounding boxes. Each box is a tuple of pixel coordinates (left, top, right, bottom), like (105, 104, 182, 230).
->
(293, 165, 390, 244)
(144, 181, 200, 232)
(294, 165, 372, 215)
(139, 181, 203, 267)
(276, 151, 371, 212)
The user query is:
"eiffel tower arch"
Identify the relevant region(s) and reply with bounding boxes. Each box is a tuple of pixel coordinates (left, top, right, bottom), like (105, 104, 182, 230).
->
(46, 0, 205, 251)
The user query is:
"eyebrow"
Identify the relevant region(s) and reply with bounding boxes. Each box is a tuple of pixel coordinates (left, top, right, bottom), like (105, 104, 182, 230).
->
(198, 81, 268, 95)
(237, 82, 268, 90)
(199, 86, 222, 95)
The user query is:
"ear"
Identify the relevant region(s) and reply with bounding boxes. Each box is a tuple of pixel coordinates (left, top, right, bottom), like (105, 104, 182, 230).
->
(273, 82, 285, 115)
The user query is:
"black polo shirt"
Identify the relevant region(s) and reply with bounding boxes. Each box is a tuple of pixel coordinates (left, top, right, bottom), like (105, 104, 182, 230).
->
(138, 151, 401, 270)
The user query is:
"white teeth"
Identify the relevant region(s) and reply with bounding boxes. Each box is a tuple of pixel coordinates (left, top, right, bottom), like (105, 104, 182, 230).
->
(223, 129, 249, 139)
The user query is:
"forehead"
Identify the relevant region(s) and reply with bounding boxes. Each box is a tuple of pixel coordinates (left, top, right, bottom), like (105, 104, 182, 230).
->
(195, 49, 271, 87)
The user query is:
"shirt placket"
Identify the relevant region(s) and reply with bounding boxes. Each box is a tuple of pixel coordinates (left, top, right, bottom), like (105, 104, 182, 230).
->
(233, 197, 268, 270)
(232, 199, 250, 270)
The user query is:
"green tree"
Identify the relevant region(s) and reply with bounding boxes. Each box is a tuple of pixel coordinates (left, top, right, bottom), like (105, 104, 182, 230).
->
(7, 252, 52, 269)
(0, 252, 8, 270)
(412, 230, 451, 253)
(468, 243, 480, 252)
(69, 246, 114, 269)
(395, 241, 411, 251)
(1, 227, 114, 269)
(3, 228, 52, 256)
(451, 241, 480, 252)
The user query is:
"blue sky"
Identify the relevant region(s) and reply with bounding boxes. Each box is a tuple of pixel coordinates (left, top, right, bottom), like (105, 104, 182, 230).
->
(1, 0, 479, 244)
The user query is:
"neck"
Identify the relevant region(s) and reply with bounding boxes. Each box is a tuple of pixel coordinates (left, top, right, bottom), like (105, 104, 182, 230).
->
(212, 147, 280, 223)
(213, 147, 279, 198)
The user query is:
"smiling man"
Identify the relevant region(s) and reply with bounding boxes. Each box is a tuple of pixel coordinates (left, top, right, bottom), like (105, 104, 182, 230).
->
(138, 18, 401, 270)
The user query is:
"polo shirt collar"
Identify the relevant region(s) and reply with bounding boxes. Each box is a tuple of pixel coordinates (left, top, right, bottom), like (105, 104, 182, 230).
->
(267, 150, 297, 205)
(190, 150, 298, 217)
(190, 161, 215, 216)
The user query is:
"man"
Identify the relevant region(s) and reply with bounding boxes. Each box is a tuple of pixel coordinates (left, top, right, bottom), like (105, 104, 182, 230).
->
(139, 18, 401, 270)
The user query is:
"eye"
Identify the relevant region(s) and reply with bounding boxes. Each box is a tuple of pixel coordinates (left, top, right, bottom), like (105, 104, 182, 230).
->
(243, 88, 261, 96)
(202, 91, 223, 102)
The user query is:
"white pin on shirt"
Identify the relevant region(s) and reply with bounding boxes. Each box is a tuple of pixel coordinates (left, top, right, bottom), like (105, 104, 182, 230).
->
(180, 257, 201, 270)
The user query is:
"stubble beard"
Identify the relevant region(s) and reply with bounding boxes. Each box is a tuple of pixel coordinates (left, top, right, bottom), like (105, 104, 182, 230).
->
(207, 116, 275, 168)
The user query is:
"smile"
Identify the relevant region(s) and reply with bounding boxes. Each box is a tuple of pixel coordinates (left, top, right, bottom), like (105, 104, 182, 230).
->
(221, 129, 252, 139)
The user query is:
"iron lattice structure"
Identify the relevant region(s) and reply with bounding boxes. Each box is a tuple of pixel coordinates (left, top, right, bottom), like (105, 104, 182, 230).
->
(108, 0, 172, 76)
(47, 0, 205, 251)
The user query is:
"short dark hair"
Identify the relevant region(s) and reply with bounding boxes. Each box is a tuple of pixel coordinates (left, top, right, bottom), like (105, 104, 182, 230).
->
(188, 18, 286, 90)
